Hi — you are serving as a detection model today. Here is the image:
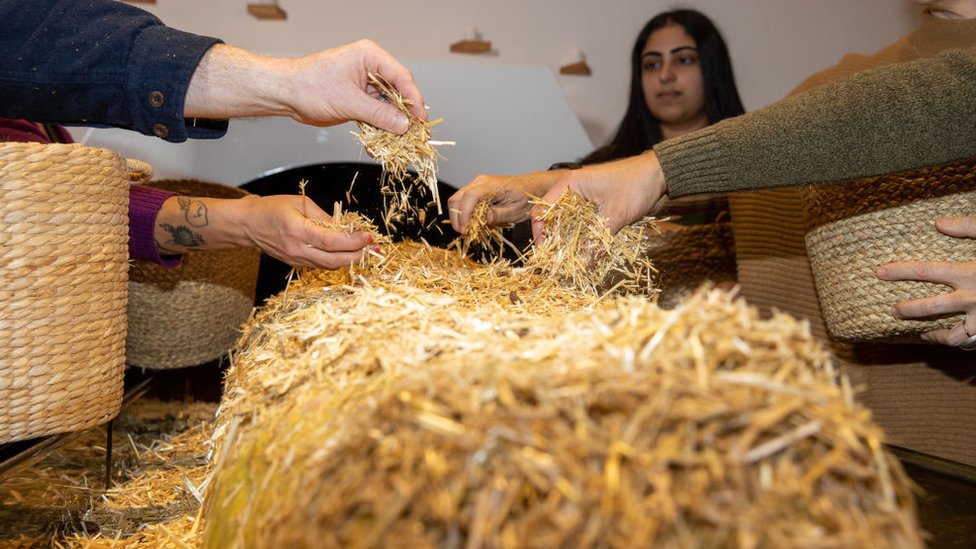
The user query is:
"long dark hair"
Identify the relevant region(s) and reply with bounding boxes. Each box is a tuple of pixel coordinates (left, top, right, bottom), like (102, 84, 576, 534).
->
(581, 9, 744, 165)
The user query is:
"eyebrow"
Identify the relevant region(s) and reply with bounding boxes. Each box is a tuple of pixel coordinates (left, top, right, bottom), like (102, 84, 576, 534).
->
(642, 46, 698, 58)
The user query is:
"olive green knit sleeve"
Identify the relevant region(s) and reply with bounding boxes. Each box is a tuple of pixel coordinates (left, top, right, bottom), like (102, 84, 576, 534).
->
(655, 48, 976, 198)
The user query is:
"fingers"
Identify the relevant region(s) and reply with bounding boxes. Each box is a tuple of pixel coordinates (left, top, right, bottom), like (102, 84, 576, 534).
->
(373, 66, 427, 123)
(490, 205, 530, 226)
(531, 215, 545, 246)
(246, 195, 377, 269)
(299, 246, 368, 270)
(307, 224, 373, 252)
(280, 225, 373, 270)
(876, 260, 971, 287)
(447, 176, 538, 234)
(890, 291, 967, 320)
(920, 320, 973, 347)
(532, 181, 569, 245)
(919, 327, 954, 346)
(447, 188, 481, 234)
(355, 93, 410, 134)
(935, 215, 976, 238)
(356, 39, 427, 124)
(880, 255, 976, 344)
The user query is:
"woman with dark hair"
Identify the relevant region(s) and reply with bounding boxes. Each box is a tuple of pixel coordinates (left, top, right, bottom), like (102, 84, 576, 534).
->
(581, 9, 744, 165)
(449, 8, 744, 229)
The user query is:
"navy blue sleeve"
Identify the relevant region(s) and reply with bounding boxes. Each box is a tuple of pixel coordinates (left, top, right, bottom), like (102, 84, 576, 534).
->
(0, 0, 227, 142)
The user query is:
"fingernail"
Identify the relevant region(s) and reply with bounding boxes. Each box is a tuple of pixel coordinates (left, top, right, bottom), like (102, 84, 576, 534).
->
(396, 115, 409, 133)
(367, 235, 374, 244)
(373, 246, 381, 253)
(936, 216, 959, 230)
(890, 306, 902, 319)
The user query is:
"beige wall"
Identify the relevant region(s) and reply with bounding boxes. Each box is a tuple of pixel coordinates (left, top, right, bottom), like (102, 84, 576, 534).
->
(131, 0, 916, 146)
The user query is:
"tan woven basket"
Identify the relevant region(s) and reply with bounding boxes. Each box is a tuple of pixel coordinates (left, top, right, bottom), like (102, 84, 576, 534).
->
(126, 180, 260, 370)
(804, 159, 976, 342)
(646, 222, 737, 309)
(0, 143, 130, 443)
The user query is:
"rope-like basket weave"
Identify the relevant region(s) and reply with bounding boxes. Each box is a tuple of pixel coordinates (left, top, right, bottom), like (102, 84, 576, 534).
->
(645, 222, 737, 309)
(0, 143, 129, 443)
(804, 159, 976, 341)
(126, 180, 260, 370)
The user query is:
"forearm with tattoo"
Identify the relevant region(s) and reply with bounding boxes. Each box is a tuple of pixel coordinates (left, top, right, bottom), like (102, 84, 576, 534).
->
(156, 197, 210, 254)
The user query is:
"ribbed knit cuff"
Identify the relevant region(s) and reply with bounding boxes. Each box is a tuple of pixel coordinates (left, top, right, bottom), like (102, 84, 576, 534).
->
(129, 184, 182, 268)
(653, 126, 733, 198)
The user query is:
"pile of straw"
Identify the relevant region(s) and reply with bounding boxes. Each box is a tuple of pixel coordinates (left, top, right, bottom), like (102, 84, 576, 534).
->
(525, 191, 660, 296)
(353, 73, 449, 228)
(0, 399, 215, 548)
(457, 199, 517, 259)
(202, 232, 922, 547)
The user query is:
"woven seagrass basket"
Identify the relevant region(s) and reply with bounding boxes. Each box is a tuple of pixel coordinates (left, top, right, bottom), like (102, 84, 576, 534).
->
(126, 180, 260, 370)
(645, 221, 737, 309)
(0, 143, 130, 443)
(804, 158, 976, 342)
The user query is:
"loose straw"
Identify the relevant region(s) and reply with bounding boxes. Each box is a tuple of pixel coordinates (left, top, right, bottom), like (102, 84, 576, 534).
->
(353, 73, 453, 229)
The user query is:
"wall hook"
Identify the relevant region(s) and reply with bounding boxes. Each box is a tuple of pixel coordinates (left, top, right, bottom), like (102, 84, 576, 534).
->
(248, 1, 287, 20)
(560, 49, 591, 76)
(450, 26, 492, 54)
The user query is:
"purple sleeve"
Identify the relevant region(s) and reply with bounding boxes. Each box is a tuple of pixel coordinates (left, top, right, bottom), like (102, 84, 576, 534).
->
(0, 119, 48, 142)
(129, 183, 182, 267)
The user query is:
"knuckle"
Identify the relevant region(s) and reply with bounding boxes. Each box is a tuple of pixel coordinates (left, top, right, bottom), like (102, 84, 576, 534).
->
(914, 263, 937, 279)
(918, 300, 942, 316)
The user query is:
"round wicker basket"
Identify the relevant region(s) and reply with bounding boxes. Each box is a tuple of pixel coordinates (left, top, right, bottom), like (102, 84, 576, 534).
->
(0, 143, 130, 443)
(803, 159, 976, 342)
(126, 180, 260, 370)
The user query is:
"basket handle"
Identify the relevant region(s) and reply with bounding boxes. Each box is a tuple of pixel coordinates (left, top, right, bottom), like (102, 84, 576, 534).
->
(126, 158, 154, 183)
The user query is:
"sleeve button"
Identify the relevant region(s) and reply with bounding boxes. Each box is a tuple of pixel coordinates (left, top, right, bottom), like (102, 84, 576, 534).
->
(148, 91, 165, 108)
(152, 123, 170, 138)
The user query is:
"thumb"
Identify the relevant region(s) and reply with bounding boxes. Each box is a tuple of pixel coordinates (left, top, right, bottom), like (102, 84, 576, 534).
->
(531, 183, 568, 245)
(604, 210, 626, 235)
(935, 216, 976, 238)
(531, 215, 545, 246)
(358, 95, 410, 134)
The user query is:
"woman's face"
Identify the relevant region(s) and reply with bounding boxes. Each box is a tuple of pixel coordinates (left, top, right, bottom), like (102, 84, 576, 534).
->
(914, 0, 976, 18)
(640, 24, 708, 138)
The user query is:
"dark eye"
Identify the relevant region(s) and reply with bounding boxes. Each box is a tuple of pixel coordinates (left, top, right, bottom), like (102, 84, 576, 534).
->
(643, 59, 662, 71)
(677, 55, 698, 65)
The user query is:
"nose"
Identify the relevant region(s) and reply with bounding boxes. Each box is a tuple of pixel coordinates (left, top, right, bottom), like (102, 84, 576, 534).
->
(658, 58, 676, 82)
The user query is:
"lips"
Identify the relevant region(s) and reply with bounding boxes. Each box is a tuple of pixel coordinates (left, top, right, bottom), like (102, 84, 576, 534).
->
(657, 90, 682, 100)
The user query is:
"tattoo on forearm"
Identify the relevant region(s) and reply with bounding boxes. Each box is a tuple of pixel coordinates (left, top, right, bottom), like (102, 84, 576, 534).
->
(178, 197, 209, 227)
(160, 223, 205, 251)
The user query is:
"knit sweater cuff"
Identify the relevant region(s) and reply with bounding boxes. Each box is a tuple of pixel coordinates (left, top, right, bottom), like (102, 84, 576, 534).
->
(653, 126, 732, 199)
(129, 184, 182, 268)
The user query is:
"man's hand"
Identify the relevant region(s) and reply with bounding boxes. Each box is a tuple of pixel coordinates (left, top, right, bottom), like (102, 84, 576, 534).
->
(185, 40, 425, 134)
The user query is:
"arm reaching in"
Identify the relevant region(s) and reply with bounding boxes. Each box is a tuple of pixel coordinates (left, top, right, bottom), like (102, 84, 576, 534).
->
(185, 40, 426, 135)
(876, 216, 976, 347)
(532, 151, 666, 243)
(154, 194, 376, 269)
